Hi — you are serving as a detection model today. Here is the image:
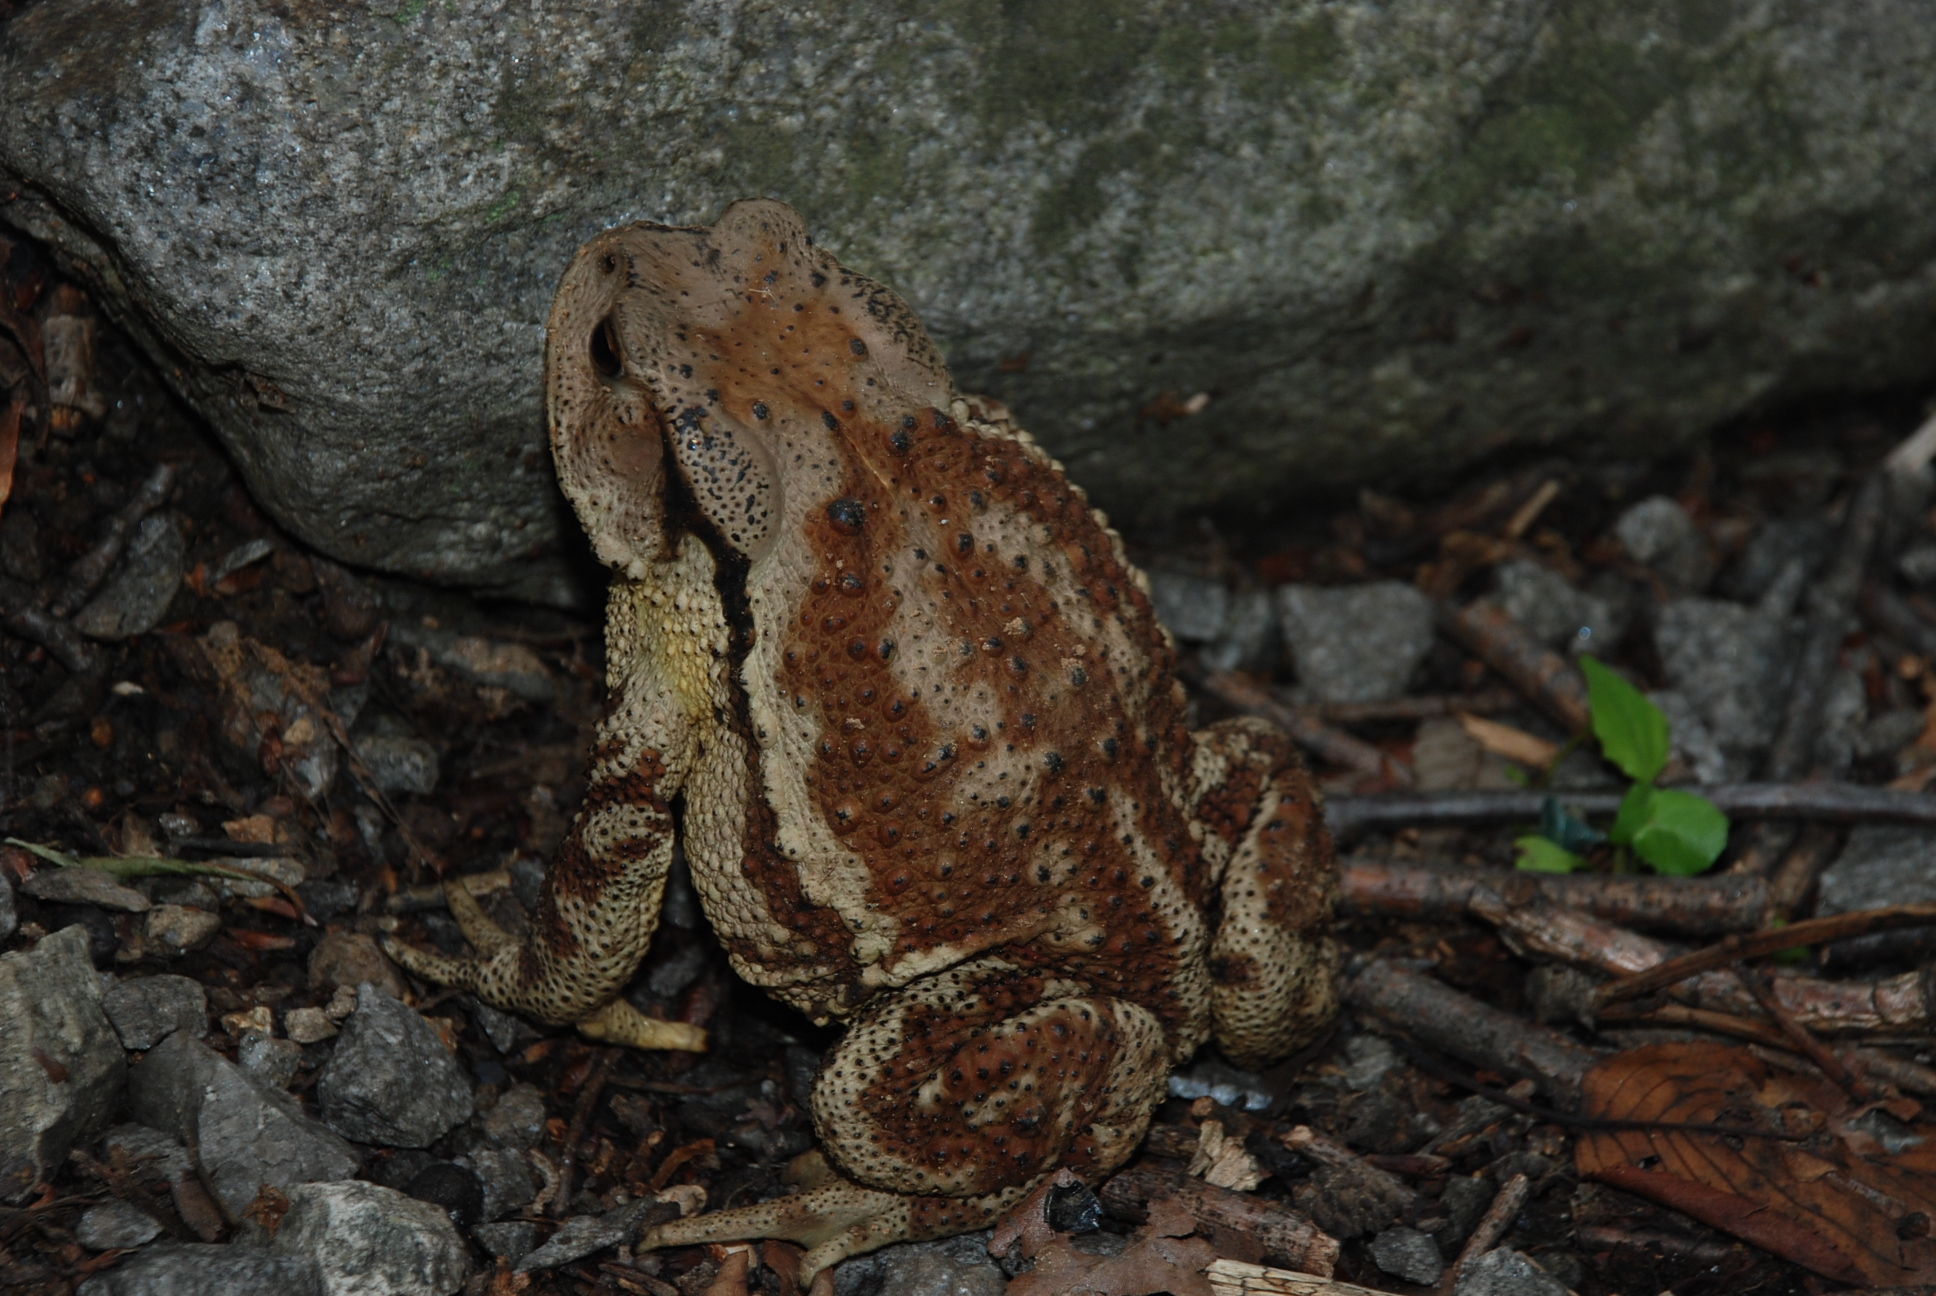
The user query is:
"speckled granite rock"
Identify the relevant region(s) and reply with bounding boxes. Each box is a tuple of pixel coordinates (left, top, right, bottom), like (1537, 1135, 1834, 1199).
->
(7, 3, 1936, 599)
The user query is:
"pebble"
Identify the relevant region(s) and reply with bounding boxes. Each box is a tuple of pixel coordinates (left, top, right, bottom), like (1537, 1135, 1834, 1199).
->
(142, 904, 222, 955)
(352, 730, 441, 797)
(403, 1161, 485, 1230)
(1654, 598, 1798, 761)
(0, 925, 126, 1201)
(1491, 560, 1621, 655)
(102, 974, 208, 1050)
(1817, 826, 1936, 914)
(317, 984, 473, 1147)
(1647, 690, 1737, 784)
(1167, 1058, 1273, 1111)
(101, 1124, 194, 1183)
(1901, 540, 1936, 586)
(308, 931, 407, 1000)
(237, 1029, 304, 1089)
(21, 866, 151, 912)
(77, 1243, 324, 1296)
(286, 1006, 340, 1044)
(0, 872, 13, 942)
(515, 1199, 664, 1272)
(480, 1082, 548, 1149)
(75, 1198, 163, 1250)
(455, 1144, 534, 1221)
(1204, 588, 1278, 673)
(1455, 1248, 1570, 1296)
(469, 999, 537, 1054)
(834, 1234, 1008, 1296)
(1146, 568, 1229, 642)
(1341, 1034, 1401, 1090)
(1613, 496, 1712, 594)
(73, 513, 185, 641)
(127, 1031, 358, 1218)
(1370, 1226, 1445, 1285)
(386, 623, 556, 704)
(1721, 516, 1832, 601)
(471, 1220, 536, 1260)
(272, 1180, 469, 1296)
(1276, 581, 1434, 703)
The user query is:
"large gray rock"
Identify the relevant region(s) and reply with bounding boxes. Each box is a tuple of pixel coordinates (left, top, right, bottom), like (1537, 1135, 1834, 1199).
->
(101, 974, 207, 1050)
(9, 4, 1936, 599)
(0, 925, 127, 1201)
(316, 985, 473, 1148)
(127, 1031, 359, 1218)
(272, 1180, 469, 1296)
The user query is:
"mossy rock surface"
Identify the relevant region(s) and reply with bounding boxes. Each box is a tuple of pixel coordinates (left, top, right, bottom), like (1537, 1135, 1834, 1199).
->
(4, 0, 1934, 598)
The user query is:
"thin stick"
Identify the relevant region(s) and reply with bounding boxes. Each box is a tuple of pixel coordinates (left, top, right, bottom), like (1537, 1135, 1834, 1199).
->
(1595, 1002, 1798, 1052)
(1595, 904, 1936, 1006)
(1437, 1173, 1529, 1296)
(1733, 961, 1872, 1100)
(1437, 599, 1591, 733)
(1327, 782, 1936, 836)
(1341, 857, 1771, 936)
(1197, 670, 1414, 786)
(554, 1047, 621, 1218)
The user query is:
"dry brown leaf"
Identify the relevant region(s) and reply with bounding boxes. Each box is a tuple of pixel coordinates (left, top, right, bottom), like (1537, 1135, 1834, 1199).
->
(1454, 712, 1558, 767)
(997, 1174, 1220, 1296)
(1576, 1040, 1936, 1285)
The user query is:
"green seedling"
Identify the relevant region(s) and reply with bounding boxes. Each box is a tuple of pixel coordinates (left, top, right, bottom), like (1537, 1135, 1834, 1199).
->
(1513, 657, 1730, 876)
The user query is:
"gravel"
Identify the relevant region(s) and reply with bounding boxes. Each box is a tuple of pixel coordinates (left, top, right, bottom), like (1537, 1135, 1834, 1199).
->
(271, 1180, 469, 1296)
(316, 985, 473, 1148)
(0, 925, 126, 1201)
(100, 975, 206, 1051)
(1276, 582, 1434, 703)
(1370, 1226, 1446, 1284)
(1456, 1248, 1571, 1296)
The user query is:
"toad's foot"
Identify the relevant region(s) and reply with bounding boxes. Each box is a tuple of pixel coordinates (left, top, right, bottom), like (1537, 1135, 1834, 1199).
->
(640, 1170, 1023, 1282)
(383, 878, 706, 1052)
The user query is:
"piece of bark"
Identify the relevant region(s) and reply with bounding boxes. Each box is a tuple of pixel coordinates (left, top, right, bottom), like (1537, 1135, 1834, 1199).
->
(1327, 782, 1936, 837)
(1343, 960, 1602, 1106)
(1341, 857, 1771, 936)
(1205, 1258, 1391, 1296)
(1436, 598, 1591, 732)
(1197, 670, 1413, 787)
(1101, 1165, 1339, 1277)
(1467, 888, 1667, 978)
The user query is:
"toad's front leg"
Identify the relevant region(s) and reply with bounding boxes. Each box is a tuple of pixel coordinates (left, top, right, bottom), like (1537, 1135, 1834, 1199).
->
(640, 957, 1171, 1279)
(385, 652, 707, 1052)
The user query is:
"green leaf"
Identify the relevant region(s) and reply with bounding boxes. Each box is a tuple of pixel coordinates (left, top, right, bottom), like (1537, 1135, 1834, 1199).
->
(1581, 656, 1672, 783)
(1609, 782, 1653, 846)
(1629, 789, 1731, 876)
(1515, 835, 1585, 874)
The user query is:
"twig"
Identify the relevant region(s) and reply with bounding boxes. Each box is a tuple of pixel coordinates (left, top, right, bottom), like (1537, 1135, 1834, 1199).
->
(1436, 599, 1591, 733)
(1197, 670, 1414, 786)
(1466, 887, 1668, 978)
(554, 1047, 621, 1217)
(49, 462, 177, 617)
(1343, 960, 1602, 1105)
(1341, 857, 1771, 936)
(1438, 1173, 1529, 1296)
(1769, 823, 1842, 919)
(1327, 782, 1936, 836)
(1574, 1225, 1737, 1265)
(1101, 1165, 1339, 1275)
(1308, 689, 1522, 725)
(1733, 961, 1872, 1100)
(0, 575, 98, 674)
(1594, 1002, 1798, 1052)
(1595, 904, 1936, 1006)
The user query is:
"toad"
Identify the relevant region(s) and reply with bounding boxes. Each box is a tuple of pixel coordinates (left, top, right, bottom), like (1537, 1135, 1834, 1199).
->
(386, 200, 1336, 1277)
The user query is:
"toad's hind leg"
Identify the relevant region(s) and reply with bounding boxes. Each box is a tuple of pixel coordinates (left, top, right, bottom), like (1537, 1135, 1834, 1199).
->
(641, 958, 1171, 1279)
(1193, 718, 1339, 1069)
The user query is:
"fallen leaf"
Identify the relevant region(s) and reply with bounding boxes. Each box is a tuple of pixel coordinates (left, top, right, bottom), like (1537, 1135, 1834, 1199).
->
(1456, 712, 1558, 767)
(1000, 1179, 1218, 1296)
(1576, 1040, 1936, 1285)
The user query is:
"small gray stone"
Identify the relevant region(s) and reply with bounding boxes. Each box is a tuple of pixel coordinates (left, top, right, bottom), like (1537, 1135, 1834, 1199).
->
(1492, 560, 1621, 655)
(837, 1234, 1008, 1296)
(386, 624, 556, 704)
(457, 1144, 535, 1221)
(1203, 588, 1278, 674)
(237, 1030, 303, 1090)
(1857, 708, 1926, 762)
(1818, 826, 1936, 915)
(149, 879, 217, 910)
(1168, 1057, 1273, 1112)
(102, 975, 207, 1051)
(1438, 1174, 1495, 1250)
(128, 1032, 358, 1218)
(1901, 541, 1936, 586)
(468, 1000, 536, 1055)
(1613, 496, 1713, 594)
(515, 1200, 657, 1272)
(20, 867, 152, 912)
(142, 905, 222, 955)
(1455, 1248, 1569, 1296)
(1277, 581, 1434, 704)
(1815, 667, 1868, 778)
(101, 1124, 194, 1183)
(1342, 1034, 1400, 1091)
(0, 925, 126, 1201)
(74, 513, 185, 641)
(1722, 516, 1833, 602)
(1655, 598, 1798, 761)
(318, 985, 473, 1148)
(0, 874, 14, 942)
(351, 732, 440, 797)
(308, 932, 406, 1000)
(77, 1243, 325, 1296)
(1147, 569, 1229, 642)
(480, 1083, 547, 1150)
(1370, 1226, 1445, 1285)
(645, 942, 710, 1001)
(1648, 690, 1738, 785)
(272, 1180, 468, 1296)
(471, 1220, 536, 1260)
(76, 1198, 163, 1250)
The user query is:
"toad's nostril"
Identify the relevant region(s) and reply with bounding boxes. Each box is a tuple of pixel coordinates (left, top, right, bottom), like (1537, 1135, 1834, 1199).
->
(590, 316, 623, 378)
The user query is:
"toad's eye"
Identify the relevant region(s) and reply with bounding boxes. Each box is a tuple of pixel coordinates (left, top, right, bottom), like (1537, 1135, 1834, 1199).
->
(590, 316, 623, 379)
